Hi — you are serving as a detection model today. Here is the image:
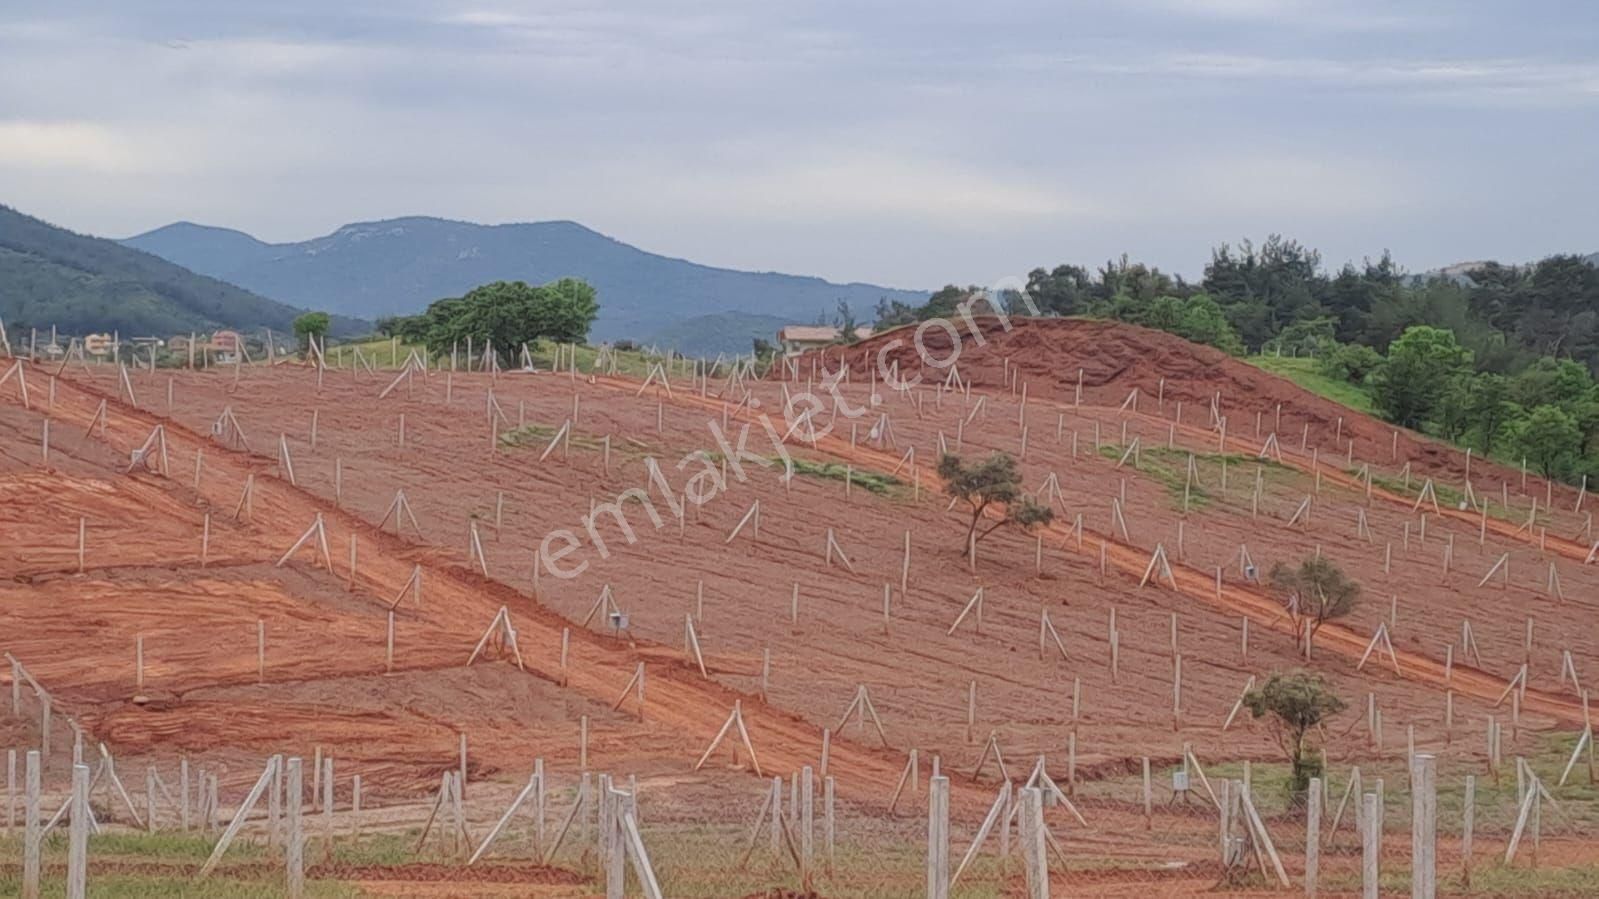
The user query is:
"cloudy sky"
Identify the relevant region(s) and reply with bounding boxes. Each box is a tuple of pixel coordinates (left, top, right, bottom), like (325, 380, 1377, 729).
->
(1, 1, 1595, 289)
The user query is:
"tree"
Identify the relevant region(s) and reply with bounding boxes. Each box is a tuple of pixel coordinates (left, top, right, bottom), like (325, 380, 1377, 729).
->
(835, 301, 858, 340)
(1515, 405, 1582, 479)
(405, 278, 600, 363)
(1369, 325, 1472, 428)
(536, 278, 600, 344)
(1465, 373, 1516, 455)
(1269, 556, 1359, 640)
(1025, 264, 1092, 316)
(292, 311, 331, 354)
(1243, 671, 1345, 796)
(1432, 375, 1473, 443)
(1317, 342, 1383, 384)
(937, 453, 1054, 557)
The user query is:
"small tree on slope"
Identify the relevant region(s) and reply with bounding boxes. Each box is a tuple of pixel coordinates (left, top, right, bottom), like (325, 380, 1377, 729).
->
(1244, 671, 1345, 798)
(937, 452, 1053, 558)
(1269, 556, 1359, 641)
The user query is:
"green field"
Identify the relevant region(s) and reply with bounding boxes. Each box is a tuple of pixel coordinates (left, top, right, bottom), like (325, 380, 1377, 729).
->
(1247, 355, 1376, 414)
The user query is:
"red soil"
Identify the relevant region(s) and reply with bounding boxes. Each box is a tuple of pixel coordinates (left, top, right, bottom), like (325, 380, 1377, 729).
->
(2, 321, 1596, 877)
(793, 317, 1561, 491)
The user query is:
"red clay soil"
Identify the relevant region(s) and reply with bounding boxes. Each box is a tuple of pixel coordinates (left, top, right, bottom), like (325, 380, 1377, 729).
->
(653, 376, 1591, 730)
(790, 317, 1568, 493)
(4, 343, 1596, 857)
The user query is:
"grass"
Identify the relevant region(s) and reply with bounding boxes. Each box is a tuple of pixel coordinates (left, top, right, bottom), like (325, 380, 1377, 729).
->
(0, 832, 353, 898)
(1096, 443, 1209, 510)
(1248, 355, 1376, 414)
(327, 336, 717, 381)
(327, 336, 425, 369)
(790, 457, 903, 496)
(1092, 443, 1295, 512)
(1083, 733, 1599, 836)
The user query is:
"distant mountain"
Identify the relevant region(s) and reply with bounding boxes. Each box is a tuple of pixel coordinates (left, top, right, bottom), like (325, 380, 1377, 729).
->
(642, 311, 792, 357)
(0, 205, 366, 339)
(122, 216, 927, 352)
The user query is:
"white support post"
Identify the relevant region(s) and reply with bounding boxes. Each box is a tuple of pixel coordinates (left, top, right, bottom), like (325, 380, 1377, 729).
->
(67, 763, 89, 899)
(1019, 785, 1048, 898)
(23, 750, 40, 899)
(1412, 754, 1436, 899)
(1361, 792, 1379, 899)
(286, 758, 304, 899)
(927, 775, 950, 899)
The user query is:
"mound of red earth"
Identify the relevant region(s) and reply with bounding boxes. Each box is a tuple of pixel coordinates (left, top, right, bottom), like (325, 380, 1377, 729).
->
(788, 317, 1482, 483)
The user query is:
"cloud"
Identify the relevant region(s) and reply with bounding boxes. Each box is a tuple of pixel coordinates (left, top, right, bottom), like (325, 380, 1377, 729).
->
(0, 120, 156, 174)
(1135, 0, 1423, 31)
(1162, 153, 1412, 218)
(655, 153, 1087, 224)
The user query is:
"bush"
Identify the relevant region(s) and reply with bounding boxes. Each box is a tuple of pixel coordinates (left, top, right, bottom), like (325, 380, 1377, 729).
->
(1317, 342, 1383, 384)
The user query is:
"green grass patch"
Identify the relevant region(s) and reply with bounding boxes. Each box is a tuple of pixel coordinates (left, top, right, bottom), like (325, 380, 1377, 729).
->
(1096, 443, 1211, 510)
(790, 457, 902, 496)
(1248, 355, 1375, 414)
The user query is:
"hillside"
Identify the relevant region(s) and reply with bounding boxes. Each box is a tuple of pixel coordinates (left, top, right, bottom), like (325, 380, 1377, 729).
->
(641, 310, 790, 356)
(9, 319, 1599, 893)
(0, 205, 365, 339)
(122, 217, 927, 351)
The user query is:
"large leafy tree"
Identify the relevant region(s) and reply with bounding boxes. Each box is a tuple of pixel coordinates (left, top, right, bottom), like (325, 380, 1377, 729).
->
(388, 278, 600, 364)
(1515, 405, 1583, 479)
(1369, 325, 1473, 428)
(538, 278, 600, 344)
(1025, 264, 1093, 316)
(292, 311, 330, 353)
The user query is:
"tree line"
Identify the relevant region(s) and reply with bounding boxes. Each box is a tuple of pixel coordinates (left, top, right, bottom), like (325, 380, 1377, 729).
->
(871, 237, 1599, 484)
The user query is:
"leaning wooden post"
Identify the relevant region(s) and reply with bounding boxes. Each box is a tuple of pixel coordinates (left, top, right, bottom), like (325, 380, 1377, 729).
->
(1411, 753, 1436, 899)
(927, 775, 950, 899)
(1461, 775, 1474, 888)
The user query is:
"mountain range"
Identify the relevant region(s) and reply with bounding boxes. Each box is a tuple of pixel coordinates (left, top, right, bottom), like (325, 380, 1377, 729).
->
(0, 205, 365, 340)
(123, 217, 928, 353)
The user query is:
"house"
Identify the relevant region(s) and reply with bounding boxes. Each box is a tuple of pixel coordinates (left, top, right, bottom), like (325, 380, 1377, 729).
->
(777, 324, 874, 356)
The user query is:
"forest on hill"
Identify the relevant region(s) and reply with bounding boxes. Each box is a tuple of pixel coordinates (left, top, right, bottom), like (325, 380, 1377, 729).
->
(874, 237, 1599, 484)
(0, 205, 365, 338)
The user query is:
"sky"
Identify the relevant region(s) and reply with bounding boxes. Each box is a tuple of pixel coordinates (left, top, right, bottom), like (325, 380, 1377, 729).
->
(1, 0, 1596, 290)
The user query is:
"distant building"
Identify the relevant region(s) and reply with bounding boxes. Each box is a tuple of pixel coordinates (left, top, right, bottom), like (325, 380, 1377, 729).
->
(777, 324, 874, 356)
